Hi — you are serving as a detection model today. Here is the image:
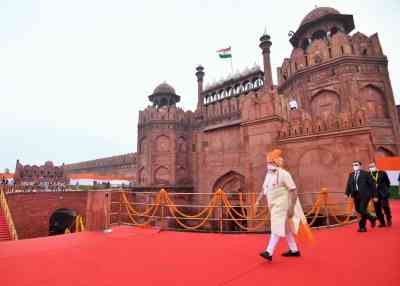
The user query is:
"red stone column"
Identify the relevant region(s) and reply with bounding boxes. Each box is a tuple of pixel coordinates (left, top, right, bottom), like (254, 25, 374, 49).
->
(85, 190, 111, 231)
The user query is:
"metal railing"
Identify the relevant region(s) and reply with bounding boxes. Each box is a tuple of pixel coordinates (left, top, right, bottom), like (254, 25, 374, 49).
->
(0, 186, 18, 240)
(110, 188, 357, 233)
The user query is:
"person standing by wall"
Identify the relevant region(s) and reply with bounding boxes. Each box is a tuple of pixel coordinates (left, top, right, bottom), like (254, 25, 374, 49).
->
(369, 162, 392, 227)
(345, 161, 377, 232)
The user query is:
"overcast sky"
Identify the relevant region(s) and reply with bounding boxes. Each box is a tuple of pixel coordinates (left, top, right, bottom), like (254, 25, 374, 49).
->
(0, 0, 399, 171)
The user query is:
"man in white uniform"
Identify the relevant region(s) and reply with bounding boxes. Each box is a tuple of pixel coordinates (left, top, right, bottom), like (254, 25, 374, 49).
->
(256, 149, 310, 261)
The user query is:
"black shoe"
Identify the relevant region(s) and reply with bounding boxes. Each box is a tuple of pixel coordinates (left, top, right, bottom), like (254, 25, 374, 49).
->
(282, 250, 301, 257)
(370, 217, 377, 228)
(378, 224, 386, 228)
(387, 220, 392, 227)
(358, 228, 367, 232)
(259, 251, 272, 261)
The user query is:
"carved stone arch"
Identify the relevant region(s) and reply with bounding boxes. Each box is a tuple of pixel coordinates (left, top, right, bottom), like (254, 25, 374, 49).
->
(311, 90, 341, 119)
(236, 84, 245, 94)
(360, 85, 388, 119)
(375, 146, 395, 157)
(244, 81, 253, 91)
(306, 39, 329, 64)
(138, 137, 147, 154)
(213, 171, 245, 194)
(351, 32, 369, 56)
(138, 167, 146, 185)
(212, 171, 246, 231)
(154, 166, 170, 185)
(177, 136, 187, 152)
(212, 92, 217, 101)
(330, 31, 351, 57)
(222, 99, 230, 115)
(227, 87, 234, 97)
(176, 166, 190, 185)
(155, 135, 170, 152)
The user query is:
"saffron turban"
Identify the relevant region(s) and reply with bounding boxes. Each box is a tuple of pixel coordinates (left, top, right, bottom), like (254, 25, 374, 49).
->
(266, 149, 284, 166)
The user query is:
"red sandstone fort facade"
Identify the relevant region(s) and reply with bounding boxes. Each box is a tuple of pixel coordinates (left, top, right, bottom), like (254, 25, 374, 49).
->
(65, 7, 400, 196)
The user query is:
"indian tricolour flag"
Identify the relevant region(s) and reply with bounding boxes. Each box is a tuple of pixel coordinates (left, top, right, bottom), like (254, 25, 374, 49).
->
(217, 47, 232, 59)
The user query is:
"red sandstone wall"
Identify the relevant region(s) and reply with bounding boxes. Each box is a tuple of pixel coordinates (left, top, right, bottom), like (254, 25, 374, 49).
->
(6, 191, 88, 239)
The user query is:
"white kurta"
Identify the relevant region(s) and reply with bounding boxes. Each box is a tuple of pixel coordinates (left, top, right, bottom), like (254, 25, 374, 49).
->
(262, 168, 306, 237)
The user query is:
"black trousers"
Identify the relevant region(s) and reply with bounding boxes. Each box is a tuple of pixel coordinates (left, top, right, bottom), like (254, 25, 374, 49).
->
(353, 195, 375, 229)
(373, 198, 392, 225)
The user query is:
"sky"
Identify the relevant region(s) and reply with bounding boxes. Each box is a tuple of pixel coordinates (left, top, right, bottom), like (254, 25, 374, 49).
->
(0, 0, 399, 171)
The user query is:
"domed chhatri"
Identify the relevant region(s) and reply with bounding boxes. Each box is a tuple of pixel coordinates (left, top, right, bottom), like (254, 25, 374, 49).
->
(153, 82, 176, 95)
(289, 6, 354, 48)
(149, 82, 180, 108)
(300, 7, 340, 26)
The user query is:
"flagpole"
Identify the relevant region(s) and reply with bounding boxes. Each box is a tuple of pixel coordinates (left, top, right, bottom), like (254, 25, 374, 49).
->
(230, 46, 233, 75)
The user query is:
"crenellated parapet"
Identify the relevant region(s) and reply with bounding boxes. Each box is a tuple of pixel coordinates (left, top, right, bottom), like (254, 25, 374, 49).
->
(14, 160, 67, 184)
(138, 106, 194, 130)
(278, 109, 368, 140)
(278, 31, 386, 88)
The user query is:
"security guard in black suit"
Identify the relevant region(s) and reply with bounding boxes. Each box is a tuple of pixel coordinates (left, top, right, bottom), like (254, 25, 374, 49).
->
(368, 162, 392, 227)
(345, 161, 377, 232)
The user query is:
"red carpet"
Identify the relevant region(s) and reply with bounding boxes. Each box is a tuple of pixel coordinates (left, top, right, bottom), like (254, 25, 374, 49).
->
(1, 202, 400, 286)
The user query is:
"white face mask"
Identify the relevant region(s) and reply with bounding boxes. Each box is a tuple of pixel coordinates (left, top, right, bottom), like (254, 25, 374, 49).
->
(353, 166, 360, 171)
(369, 167, 377, 172)
(267, 164, 277, 171)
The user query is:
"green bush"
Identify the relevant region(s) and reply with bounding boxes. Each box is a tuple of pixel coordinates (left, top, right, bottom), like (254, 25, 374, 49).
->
(389, 186, 400, 199)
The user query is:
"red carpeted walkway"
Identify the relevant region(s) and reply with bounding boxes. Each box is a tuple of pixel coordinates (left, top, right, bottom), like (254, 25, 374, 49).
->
(1, 202, 400, 286)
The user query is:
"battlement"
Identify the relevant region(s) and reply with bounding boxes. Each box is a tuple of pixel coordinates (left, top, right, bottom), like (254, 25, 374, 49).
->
(278, 109, 368, 140)
(278, 31, 385, 88)
(138, 106, 194, 125)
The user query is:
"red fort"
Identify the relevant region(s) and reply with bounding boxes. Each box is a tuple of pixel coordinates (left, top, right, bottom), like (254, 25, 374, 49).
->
(64, 7, 400, 198)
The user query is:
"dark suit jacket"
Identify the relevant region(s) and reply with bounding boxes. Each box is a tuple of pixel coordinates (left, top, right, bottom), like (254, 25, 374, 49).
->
(371, 170, 391, 199)
(345, 169, 376, 199)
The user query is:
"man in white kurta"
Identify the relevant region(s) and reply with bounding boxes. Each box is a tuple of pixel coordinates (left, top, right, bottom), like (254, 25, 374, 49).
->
(256, 149, 307, 261)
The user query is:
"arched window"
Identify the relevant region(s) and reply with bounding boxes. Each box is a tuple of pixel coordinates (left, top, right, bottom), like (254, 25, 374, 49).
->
(311, 30, 327, 41)
(236, 85, 244, 94)
(311, 90, 340, 118)
(301, 38, 309, 50)
(253, 78, 263, 88)
(245, 82, 253, 91)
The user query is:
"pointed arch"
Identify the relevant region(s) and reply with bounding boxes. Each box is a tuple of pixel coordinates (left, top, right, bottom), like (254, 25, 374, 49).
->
(213, 171, 245, 193)
(311, 89, 341, 119)
(375, 146, 395, 157)
(154, 166, 170, 185)
(360, 85, 388, 119)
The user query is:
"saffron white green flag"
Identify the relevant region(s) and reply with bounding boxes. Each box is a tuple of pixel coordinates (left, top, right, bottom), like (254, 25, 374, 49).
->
(217, 47, 232, 59)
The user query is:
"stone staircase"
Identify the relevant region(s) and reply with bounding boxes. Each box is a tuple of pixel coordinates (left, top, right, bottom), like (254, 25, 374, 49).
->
(0, 208, 11, 241)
